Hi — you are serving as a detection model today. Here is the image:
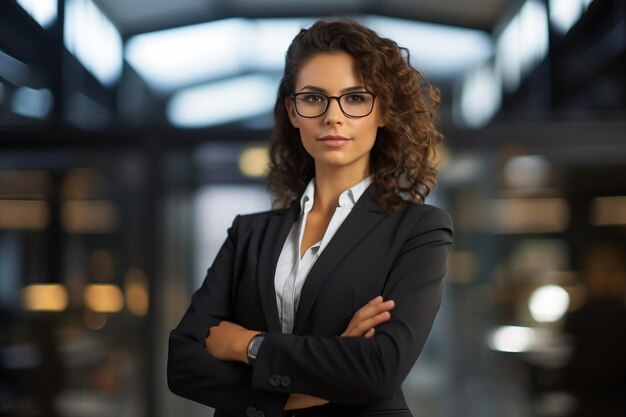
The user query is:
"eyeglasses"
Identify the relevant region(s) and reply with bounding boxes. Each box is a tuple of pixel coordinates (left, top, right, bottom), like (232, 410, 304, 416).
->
(290, 91, 376, 118)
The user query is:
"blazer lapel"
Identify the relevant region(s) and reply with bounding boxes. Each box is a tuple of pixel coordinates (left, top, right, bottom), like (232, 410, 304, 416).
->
(292, 187, 385, 334)
(257, 202, 299, 333)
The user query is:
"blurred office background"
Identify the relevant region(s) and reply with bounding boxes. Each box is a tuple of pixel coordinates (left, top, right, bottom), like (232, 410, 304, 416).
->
(1, 0, 625, 416)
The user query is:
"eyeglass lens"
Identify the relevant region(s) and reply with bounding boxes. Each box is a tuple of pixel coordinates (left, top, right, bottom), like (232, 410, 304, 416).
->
(294, 92, 374, 118)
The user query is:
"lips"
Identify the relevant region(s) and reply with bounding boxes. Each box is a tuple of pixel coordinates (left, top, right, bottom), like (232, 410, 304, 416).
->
(319, 135, 351, 147)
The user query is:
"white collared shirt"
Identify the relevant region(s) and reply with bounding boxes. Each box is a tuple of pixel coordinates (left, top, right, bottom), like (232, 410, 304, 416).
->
(274, 176, 373, 333)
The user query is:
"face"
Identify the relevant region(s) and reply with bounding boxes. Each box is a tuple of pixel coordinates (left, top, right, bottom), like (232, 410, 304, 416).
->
(286, 52, 384, 175)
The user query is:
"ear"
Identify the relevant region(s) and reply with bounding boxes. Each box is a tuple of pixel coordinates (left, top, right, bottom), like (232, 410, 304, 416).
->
(375, 101, 386, 127)
(377, 114, 386, 128)
(285, 97, 299, 128)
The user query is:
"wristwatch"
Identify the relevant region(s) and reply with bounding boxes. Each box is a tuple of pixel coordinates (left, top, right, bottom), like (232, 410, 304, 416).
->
(246, 333, 265, 366)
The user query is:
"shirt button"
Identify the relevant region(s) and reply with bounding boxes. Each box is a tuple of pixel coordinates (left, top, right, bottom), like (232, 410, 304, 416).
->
(269, 374, 281, 387)
(280, 374, 292, 388)
(246, 406, 257, 417)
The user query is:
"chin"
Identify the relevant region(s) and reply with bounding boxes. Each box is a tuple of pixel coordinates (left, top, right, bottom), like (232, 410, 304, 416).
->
(315, 154, 349, 165)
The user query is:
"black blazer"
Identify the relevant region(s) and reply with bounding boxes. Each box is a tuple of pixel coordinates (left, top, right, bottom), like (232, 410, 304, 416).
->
(168, 186, 453, 417)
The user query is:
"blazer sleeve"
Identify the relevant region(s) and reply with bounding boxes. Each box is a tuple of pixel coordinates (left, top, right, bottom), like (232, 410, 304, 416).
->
(250, 206, 453, 404)
(167, 215, 288, 416)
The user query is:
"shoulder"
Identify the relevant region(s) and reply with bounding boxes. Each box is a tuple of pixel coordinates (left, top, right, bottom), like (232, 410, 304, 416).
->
(365, 184, 452, 230)
(391, 202, 453, 242)
(237, 208, 287, 221)
(229, 205, 295, 230)
(404, 203, 453, 228)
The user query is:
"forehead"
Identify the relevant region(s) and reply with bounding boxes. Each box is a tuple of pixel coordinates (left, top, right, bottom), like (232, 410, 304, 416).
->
(295, 52, 364, 90)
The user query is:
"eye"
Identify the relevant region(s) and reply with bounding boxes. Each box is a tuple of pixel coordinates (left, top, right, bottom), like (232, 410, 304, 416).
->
(345, 93, 367, 103)
(300, 94, 325, 103)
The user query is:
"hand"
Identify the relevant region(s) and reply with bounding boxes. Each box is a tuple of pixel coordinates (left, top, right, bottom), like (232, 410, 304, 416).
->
(284, 393, 329, 410)
(341, 296, 394, 338)
(204, 321, 259, 364)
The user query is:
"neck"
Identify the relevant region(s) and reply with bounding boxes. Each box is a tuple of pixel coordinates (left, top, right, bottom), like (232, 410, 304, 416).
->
(312, 163, 370, 213)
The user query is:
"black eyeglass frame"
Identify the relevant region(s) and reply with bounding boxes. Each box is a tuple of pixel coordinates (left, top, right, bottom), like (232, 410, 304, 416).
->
(289, 91, 377, 118)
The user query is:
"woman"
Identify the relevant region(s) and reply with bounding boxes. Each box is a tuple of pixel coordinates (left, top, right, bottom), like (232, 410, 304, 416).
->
(168, 18, 453, 417)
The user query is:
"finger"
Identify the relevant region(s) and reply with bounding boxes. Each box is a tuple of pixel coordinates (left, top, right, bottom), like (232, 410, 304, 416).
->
(355, 299, 395, 321)
(353, 297, 382, 317)
(348, 300, 394, 334)
(357, 299, 394, 316)
(362, 310, 392, 329)
(364, 328, 375, 338)
(350, 311, 392, 336)
(342, 299, 395, 337)
(367, 295, 384, 305)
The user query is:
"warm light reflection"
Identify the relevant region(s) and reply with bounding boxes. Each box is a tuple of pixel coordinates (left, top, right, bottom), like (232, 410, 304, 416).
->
(488, 326, 535, 352)
(21, 284, 69, 312)
(84, 284, 124, 313)
(488, 198, 569, 233)
(0, 200, 49, 230)
(591, 196, 626, 226)
(61, 168, 102, 200)
(239, 146, 270, 178)
(529, 285, 570, 322)
(61, 200, 118, 233)
(125, 269, 149, 317)
(0, 170, 51, 198)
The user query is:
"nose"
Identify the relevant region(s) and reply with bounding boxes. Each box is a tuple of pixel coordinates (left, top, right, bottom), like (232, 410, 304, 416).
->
(323, 97, 344, 125)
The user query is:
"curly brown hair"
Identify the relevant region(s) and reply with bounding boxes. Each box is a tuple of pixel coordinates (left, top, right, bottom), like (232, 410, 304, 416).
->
(267, 18, 443, 214)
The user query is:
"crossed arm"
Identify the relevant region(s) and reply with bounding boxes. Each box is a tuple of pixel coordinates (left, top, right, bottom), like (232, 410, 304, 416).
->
(168, 208, 452, 415)
(205, 296, 395, 410)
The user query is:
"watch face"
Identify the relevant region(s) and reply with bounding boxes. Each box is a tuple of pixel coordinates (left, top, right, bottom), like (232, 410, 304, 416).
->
(251, 335, 264, 356)
(248, 334, 265, 363)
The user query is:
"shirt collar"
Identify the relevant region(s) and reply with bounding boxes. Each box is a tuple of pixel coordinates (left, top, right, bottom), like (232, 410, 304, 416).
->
(300, 175, 372, 213)
(300, 179, 316, 212)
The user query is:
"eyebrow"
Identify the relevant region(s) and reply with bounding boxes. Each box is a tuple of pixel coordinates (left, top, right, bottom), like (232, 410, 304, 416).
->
(298, 85, 368, 94)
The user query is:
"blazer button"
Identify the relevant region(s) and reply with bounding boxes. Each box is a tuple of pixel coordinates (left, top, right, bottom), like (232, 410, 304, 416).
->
(269, 374, 281, 387)
(246, 406, 257, 417)
(280, 374, 292, 388)
(256, 411, 265, 417)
